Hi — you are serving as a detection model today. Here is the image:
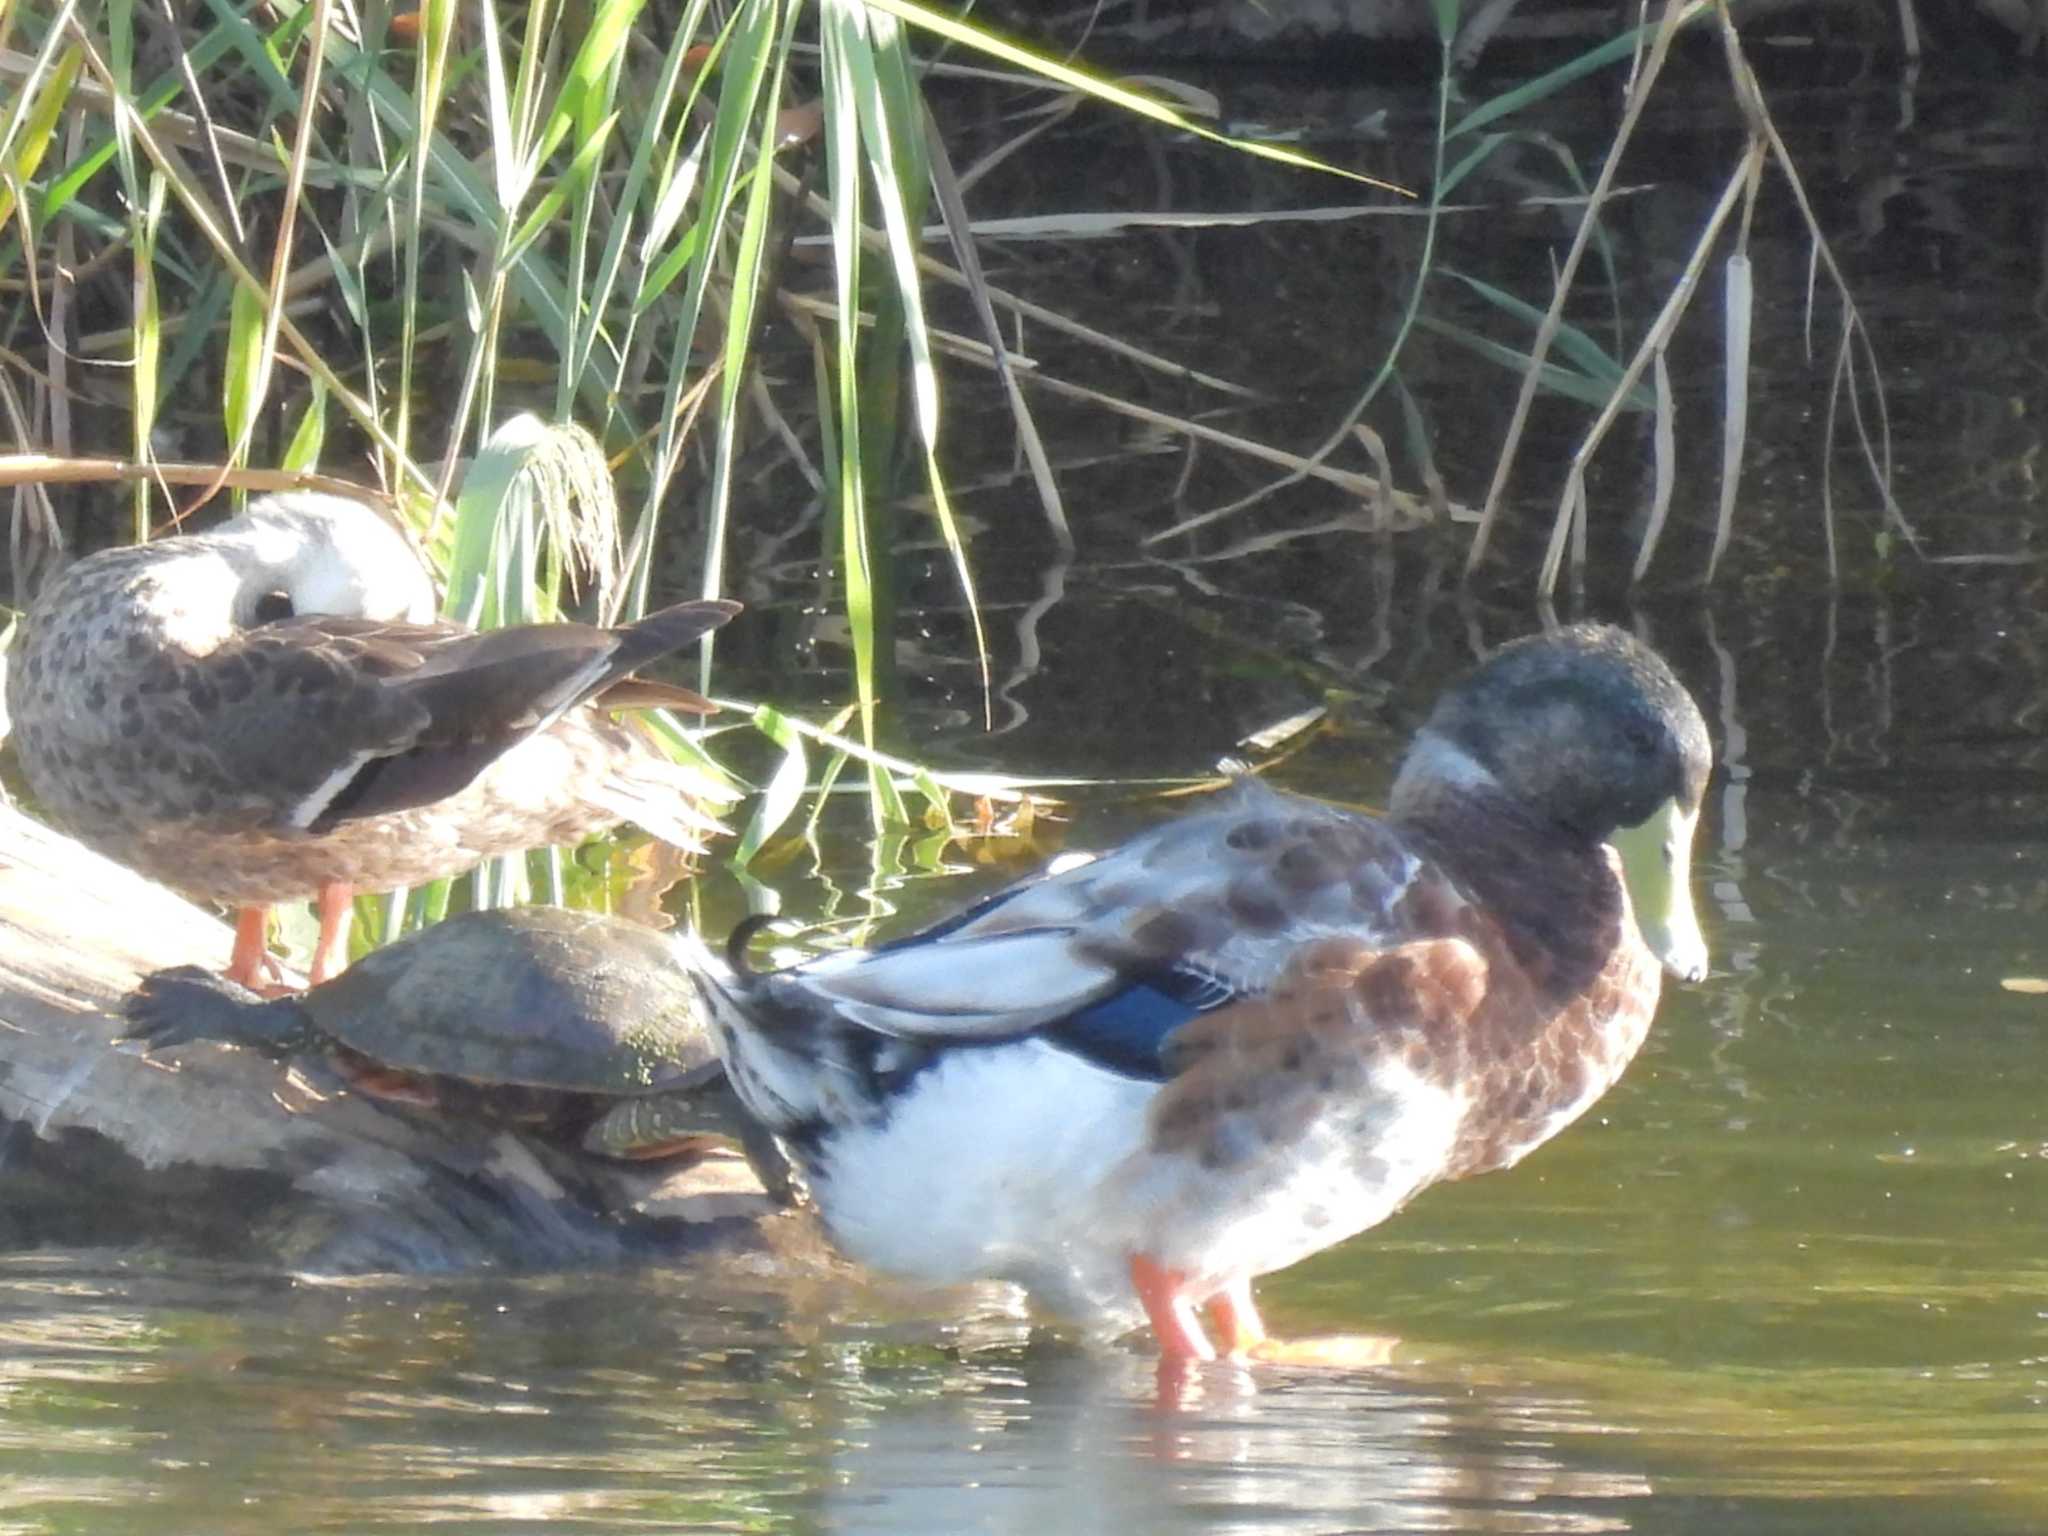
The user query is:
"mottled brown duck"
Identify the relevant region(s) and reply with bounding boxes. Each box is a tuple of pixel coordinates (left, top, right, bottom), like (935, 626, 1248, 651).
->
(6, 492, 738, 985)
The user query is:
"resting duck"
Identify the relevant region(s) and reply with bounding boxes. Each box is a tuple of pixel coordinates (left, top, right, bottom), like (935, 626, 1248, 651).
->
(7, 491, 738, 987)
(686, 623, 1711, 1363)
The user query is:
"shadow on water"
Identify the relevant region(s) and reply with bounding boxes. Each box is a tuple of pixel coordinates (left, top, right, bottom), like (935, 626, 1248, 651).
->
(7, 35, 2048, 1536)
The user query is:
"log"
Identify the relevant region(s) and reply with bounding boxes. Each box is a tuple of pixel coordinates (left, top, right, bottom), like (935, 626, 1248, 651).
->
(0, 799, 807, 1273)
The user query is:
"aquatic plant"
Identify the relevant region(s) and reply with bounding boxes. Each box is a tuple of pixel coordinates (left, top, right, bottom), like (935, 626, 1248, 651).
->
(0, 0, 1915, 963)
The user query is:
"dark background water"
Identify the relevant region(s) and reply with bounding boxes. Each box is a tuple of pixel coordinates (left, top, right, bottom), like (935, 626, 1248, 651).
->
(7, 21, 2048, 1535)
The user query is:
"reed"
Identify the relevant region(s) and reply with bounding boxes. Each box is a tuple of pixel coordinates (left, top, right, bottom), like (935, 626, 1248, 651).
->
(0, 1, 1906, 961)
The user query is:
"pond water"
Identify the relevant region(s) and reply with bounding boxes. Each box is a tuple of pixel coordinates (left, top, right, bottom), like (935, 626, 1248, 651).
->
(7, 31, 2048, 1536)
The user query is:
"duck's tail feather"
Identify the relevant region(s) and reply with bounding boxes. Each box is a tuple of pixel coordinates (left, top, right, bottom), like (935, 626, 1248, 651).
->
(677, 930, 838, 1135)
(581, 768, 730, 853)
(580, 715, 738, 853)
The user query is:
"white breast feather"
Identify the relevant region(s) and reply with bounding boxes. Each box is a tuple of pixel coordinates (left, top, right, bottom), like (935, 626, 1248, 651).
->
(811, 1040, 1157, 1321)
(1106, 1056, 1469, 1294)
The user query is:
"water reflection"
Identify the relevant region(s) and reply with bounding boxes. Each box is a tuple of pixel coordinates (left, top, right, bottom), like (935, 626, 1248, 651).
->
(823, 1346, 1652, 1536)
(0, 1255, 1665, 1536)
(2, 1150, 2045, 1536)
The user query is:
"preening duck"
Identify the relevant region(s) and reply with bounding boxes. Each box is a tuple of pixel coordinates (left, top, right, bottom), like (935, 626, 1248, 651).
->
(7, 491, 737, 986)
(685, 623, 1711, 1363)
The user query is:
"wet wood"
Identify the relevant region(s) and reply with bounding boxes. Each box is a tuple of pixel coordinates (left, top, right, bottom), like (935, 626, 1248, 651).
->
(0, 799, 797, 1273)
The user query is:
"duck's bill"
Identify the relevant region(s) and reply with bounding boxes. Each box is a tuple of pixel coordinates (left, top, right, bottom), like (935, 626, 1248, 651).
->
(1608, 798, 1708, 983)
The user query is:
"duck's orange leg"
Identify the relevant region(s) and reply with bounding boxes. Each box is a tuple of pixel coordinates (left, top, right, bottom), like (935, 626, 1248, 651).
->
(227, 906, 275, 990)
(308, 882, 355, 985)
(1129, 1253, 1216, 1362)
(1207, 1278, 1267, 1359)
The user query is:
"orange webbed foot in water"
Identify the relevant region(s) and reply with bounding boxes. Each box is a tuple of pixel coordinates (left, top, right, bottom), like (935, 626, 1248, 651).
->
(1207, 1277, 1267, 1358)
(1132, 1259, 1399, 1376)
(1129, 1253, 1217, 1363)
(1130, 1259, 1274, 1362)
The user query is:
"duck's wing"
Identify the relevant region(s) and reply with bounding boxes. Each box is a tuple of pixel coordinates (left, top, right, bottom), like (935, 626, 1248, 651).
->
(1145, 931, 1498, 1162)
(763, 784, 1445, 1079)
(183, 599, 738, 833)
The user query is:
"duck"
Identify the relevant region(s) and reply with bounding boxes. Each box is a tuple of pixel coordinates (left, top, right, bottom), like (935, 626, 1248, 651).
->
(684, 622, 1711, 1364)
(6, 491, 739, 988)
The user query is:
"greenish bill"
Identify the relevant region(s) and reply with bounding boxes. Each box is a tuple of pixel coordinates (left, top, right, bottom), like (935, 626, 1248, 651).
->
(1608, 797, 1707, 983)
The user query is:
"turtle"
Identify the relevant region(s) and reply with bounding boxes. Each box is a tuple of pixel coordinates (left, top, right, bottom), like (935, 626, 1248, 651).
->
(122, 904, 785, 1179)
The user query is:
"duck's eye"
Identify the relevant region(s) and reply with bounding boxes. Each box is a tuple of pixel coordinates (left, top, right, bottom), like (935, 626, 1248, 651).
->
(1622, 717, 1661, 758)
(252, 590, 294, 624)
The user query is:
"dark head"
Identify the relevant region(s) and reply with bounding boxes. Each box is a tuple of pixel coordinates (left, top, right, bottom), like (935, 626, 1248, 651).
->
(1391, 623, 1713, 982)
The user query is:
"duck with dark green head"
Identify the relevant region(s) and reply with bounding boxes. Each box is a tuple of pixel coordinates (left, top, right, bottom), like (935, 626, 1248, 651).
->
(684, 623, 1712, 1365)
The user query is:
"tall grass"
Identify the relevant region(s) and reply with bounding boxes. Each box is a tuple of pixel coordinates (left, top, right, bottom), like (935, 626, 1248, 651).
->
(0, 1, 1903, 955)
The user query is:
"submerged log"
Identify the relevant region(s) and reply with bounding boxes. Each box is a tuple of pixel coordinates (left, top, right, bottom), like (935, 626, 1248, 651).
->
(0, 800, 801, 1273)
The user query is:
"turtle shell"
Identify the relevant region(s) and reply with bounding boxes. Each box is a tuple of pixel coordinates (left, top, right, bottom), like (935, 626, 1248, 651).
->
(301, 906, 719, 1093)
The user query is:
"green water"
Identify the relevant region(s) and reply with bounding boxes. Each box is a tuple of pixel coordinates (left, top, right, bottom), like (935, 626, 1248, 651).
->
(9, 599, 2048, 1534)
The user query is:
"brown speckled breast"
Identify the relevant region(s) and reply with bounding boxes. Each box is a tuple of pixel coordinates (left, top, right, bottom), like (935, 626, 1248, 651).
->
(1145, 783, 1661, 1189)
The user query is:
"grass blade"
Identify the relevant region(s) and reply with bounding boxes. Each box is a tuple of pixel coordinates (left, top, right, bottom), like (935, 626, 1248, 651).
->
(734, 705, 809, 866)
(1707, 252, 1752, 582)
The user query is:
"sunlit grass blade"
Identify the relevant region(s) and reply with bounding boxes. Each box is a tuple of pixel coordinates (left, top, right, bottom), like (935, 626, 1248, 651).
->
(540, 0, 642, 415)
(1633, 348, 1676, 583)
(228, 0, 332, 476)
(859, 16, 993, 716)
(62, 24, 434, 497)
(505, 114, 620, 268)
(532, 0, 645, 169)
(443, 414, 615, 627)
(0, 37, 83, 232)
(911, 768, 957, 838)
(1437, 129, 1507, 202)
(629, 19, 733, 314)
(477, 0, 520, 208)
(220, 271, 264, 472)
(699, 0, 796, 641)
(567, 10, 720, 429)
(734, 705, 809, 867)
(280, 376, 327, 474)
(709, 695, 1090, 805)
(130, 170, 167, 538)
(1708, 252, 1752, 582)
(924, 116, 1068, 551)
(42, 4, 271, 219)
(635, 1, 774, 620)
(1464, 0, 1696, 576)
(819, 1, 881, 823)
(861, 0, 1407, 193)
(395, 0, 459, 472)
